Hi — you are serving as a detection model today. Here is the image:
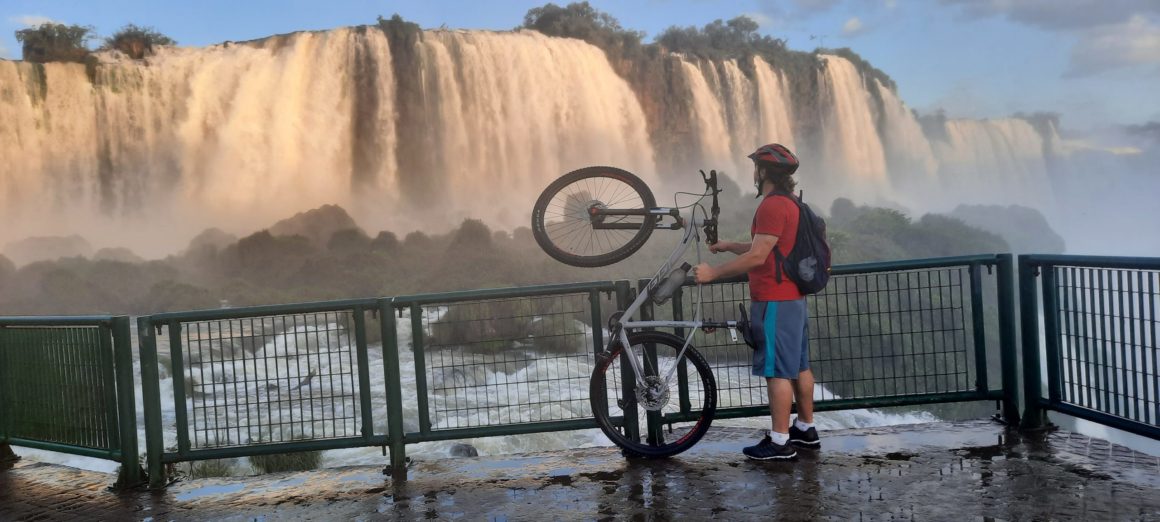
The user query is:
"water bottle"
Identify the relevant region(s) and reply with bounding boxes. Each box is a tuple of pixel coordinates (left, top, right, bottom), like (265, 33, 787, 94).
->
(652, 262, 692, 305)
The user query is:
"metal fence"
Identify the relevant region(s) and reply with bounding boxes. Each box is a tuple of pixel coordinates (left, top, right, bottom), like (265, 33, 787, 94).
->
(656, 254, 1014, 421)
(20, 253, 1160, 490)
(137, 299, 383, 488)
(1020, 255, 1159, 439)
(0, 316, 140, 487)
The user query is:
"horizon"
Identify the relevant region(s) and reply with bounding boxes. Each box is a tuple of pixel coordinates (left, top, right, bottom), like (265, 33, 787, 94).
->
(1, 0, 1158, 134)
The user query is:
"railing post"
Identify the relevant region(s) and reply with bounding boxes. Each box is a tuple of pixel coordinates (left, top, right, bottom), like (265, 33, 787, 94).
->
(996, 254, 1022, 425)
(353, 307, 374, 443)
(136, 316, 167, 489)
(1017, 255, 1049, 430)
(112, 316, 143, 488)
(1040, 266, 1064, 404)
(410, 304, 431, 434)
(0, 443, 16, 464)
(968, 263, 989, 393)
(380, 300, 407, 477)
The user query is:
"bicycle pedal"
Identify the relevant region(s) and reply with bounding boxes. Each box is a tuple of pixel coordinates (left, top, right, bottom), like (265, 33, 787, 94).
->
(728, 328, 738, 343)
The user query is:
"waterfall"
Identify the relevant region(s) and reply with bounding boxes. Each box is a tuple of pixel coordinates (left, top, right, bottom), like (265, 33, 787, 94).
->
(876, 79, 938, 191)
(818, 55, 888, 199)
(0, 25, 1069, 256)
(929, 118, 1053, 208)
(0, 28, 655, 255)
(752, 57, 795, 152)
(679, 58, 735, 179)
(405, 30, 655, 229)
(677, 57, 799, 187)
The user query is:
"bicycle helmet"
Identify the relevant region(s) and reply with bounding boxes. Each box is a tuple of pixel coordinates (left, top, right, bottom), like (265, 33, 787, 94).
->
(748, 143, 799, 175)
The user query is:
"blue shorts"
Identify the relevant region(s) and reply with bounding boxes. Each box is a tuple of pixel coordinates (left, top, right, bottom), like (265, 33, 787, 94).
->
(750, 299, 810, 379)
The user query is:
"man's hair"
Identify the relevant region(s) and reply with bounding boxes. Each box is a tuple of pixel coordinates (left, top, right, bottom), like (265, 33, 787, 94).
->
(760, 166, 796, 194)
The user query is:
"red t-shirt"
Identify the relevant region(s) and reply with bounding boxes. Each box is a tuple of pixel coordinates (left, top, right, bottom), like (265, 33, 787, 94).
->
(749, 194, 803, 301)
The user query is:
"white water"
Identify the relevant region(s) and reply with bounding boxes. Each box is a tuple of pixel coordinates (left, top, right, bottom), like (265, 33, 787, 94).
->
(15, 311, 936, 475)
(818, 55, 888, 202)
(875, 78, 938, 199)
(930, 117, 1054, 209)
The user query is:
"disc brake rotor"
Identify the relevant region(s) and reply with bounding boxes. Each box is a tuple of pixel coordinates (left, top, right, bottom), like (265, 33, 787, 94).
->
(635, 375, 670, 411)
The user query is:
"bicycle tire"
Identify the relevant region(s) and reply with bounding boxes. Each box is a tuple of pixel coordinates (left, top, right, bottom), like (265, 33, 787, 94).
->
(531, 166, 657, 268)
(590, 331, 717, 459)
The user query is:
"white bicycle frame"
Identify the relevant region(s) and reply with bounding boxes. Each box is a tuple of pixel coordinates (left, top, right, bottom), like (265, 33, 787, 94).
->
(608, 207, 741, 391)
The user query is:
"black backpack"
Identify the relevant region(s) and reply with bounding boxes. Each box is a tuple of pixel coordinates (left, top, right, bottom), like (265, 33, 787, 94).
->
(768, 191, 831, 295)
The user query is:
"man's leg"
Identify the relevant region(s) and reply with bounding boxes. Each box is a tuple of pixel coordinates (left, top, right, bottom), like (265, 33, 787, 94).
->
(767, 377, 794, 433)
(793, 369, 815, 424)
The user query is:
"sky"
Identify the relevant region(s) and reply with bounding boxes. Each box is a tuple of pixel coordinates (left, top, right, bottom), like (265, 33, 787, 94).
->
(1, 0, 1158, 131)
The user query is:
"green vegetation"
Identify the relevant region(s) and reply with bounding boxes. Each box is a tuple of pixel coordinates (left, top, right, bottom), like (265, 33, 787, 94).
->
(15, 23, 94, 63)
(521, 2, 644, 53)
(248, 449, 322, 474)
(0, 199, 1025, 316)
(185, 459, 235, 479)
(102, 24, 175, 59)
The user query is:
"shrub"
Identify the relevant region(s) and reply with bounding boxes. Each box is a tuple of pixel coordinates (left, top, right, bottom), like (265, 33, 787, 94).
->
(15, 23, 94, 63)
(248, 449, 322, 474)
(102, 24, 175, 59)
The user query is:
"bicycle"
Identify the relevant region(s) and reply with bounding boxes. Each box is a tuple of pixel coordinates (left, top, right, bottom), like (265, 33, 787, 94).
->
(531, 165, 745, 458)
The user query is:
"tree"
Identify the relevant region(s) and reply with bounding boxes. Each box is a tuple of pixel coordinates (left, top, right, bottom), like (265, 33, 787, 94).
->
(521, 2, 644, 51)
(15, 23, 94, 63)
(103, 24, 175, 59)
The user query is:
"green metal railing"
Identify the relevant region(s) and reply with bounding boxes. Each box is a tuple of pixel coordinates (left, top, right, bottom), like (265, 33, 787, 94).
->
(0, 316, 141, 488)
(138, 298, 381, 488)
(12, 253, 1158, 490)
(653, 254, 1016, 423)
(1019, 255, 1159, 439)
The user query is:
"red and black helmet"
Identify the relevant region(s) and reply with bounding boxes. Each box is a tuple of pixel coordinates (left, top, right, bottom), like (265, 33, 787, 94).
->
(748, 143, 799, 175)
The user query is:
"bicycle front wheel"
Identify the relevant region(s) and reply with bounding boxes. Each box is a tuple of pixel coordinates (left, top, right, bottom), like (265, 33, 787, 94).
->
(531, 166, 657, 268)
(590, 331, 717, 458)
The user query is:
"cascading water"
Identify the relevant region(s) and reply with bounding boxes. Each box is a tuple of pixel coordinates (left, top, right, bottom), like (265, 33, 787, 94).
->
(817, 55, 889, 202)
(403, 30, 655, 229)
(677, 56, 799, 186)
(751, 56, 795, 152)
(875, 78, 938, 195)
(928, 117, 1054, 208)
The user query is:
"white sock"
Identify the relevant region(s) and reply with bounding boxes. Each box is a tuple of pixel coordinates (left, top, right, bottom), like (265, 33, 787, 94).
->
(794, 419, 815, 431)
(770, 431, 789, 445)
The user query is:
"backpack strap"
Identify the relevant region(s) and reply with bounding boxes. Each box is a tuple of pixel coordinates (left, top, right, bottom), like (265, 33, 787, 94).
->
(763, 191, 801, 284)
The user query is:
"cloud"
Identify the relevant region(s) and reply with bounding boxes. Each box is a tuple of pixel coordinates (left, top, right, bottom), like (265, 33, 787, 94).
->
(940, 0, 1159, 31)
(1067, 15, 1160, 76)
(842, 17, 865, 36)
(10, 15, 57, 27)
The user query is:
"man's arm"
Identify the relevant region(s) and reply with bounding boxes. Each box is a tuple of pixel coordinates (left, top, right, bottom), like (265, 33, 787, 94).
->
(694, 234, 778, 283)
(709, 240, 752, 255)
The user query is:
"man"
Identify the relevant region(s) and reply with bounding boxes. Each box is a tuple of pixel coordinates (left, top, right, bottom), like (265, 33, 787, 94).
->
(692, 143, 820, 460)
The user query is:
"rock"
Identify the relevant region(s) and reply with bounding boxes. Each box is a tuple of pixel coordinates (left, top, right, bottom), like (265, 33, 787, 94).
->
(2, 235, 93, 266)
(268, 204, 364, 248)
(448, 443, 479, 458)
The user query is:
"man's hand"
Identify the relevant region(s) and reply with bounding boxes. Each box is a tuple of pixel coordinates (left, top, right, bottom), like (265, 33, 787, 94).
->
(693, 263, 716, 284)
(708, 240, 733, 254)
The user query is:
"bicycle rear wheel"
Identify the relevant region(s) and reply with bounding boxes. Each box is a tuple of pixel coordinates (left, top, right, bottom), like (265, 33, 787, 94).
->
(531, 166, 657, 268)
(590, 331, 717, 458)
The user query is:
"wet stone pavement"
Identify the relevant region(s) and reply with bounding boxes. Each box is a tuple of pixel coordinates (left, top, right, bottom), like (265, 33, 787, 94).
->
(2, 420, 1158, 521)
